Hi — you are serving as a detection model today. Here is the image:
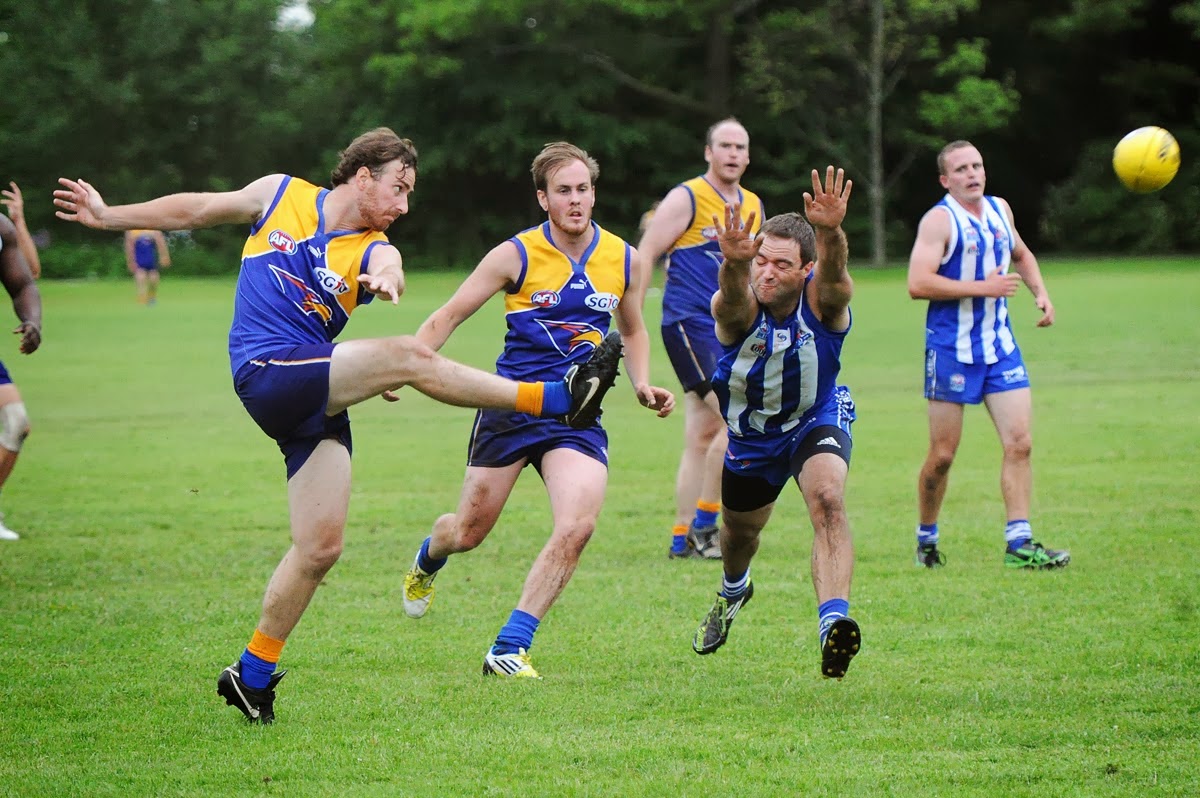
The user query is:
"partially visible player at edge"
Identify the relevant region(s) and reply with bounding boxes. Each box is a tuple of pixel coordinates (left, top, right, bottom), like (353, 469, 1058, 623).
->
(637, 118, 765, 560)
(400, 142, 674, 678)
(53, 127, 623, 723)
(907, 140, 1068, 570)
(691, 167, 862, 679)
(0, 196, 42, 541)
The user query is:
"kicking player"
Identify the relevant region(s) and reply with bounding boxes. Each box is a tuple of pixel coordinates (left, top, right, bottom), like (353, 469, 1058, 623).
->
(54, 128, 622, 722)
(400, 141, 674, 678)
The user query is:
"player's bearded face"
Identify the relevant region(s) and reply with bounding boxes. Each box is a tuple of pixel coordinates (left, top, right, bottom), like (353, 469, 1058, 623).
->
(751, 237, 807, 308)
(542, 160, 595, 236)
(359, 161, 416, 232)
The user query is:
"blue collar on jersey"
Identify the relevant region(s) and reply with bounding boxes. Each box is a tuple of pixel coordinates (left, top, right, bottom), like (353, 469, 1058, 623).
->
(540, 220, 601, 273)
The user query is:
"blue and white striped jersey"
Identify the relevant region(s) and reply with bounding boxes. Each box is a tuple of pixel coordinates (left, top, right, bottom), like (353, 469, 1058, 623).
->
(924, 194, 1017, 365)
(713, 278, 848, 438)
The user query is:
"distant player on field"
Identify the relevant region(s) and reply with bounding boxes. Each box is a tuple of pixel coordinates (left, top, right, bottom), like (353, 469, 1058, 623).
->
(400, 142, 674, 678)
(638, 118, 765, 560)
(907, 140, 1068, 570)
(691, 167, 863, 680)
(124, 228, 171, 305)
(54, 128, 623, 722)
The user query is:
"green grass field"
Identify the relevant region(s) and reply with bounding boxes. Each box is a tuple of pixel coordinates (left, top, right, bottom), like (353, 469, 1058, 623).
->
(2, 259, 1198, 797)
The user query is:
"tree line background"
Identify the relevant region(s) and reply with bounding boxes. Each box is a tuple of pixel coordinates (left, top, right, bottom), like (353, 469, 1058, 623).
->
(2, 0, 1197, 277)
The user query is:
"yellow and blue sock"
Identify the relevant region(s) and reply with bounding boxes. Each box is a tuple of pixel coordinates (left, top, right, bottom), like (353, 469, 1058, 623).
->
(516, 381, 571, 417)
(670, 524, 690, 554)
(1005, 519, 1032, 552)
(692, 500, 720, 530)
(818, 598, 850, 645)
(493, 609, 540, 655)
(239, 629, 284, 689)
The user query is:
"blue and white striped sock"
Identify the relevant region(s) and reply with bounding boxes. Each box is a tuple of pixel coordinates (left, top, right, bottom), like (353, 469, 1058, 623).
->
(1005, 519, 1032, 551)
(917, 523, 939, 545)
(720, 569, 750, 600)
(818, 598, 850, 645)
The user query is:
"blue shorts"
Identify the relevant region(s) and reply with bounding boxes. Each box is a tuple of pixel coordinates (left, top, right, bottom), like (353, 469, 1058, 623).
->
(135, 263, 159, 272)
(723, 386, 856, 487)
(661, 316, 722, 395)
(233, 343, 351, 480)
(468, 409, 608, 472)
(924, 346, 1030, 404)
(0, 361, 11, 386)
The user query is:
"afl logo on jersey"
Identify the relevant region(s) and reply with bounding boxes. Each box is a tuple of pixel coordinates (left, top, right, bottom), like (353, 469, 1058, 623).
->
(701, 226, 719, 240)
(530, 289, 560, 308)
(268, 230, 297, 255)
(584, 292, 620, 312)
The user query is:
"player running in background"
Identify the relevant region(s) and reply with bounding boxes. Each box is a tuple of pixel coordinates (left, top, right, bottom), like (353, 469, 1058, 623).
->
(907, 140, 1067, 570)
(124, 228, 171, 305)
(400, 142, 674, 678)
(637, 118, 765, 560)
(54, 128, 622, 721)
(691, 167, 862, 679)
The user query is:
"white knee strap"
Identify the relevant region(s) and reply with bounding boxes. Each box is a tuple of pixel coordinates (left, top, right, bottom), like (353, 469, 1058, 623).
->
(0, 402, 29, 451)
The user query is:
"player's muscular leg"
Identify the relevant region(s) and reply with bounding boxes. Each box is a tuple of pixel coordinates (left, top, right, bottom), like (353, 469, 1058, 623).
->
(720, 504, 771, 577)
(428, 463, 523, 559)
(514, 449, 607, 618)
(919, 400, 965, 524)
(984, 388, 1034, 520)
(327, 337, 522, 414)
(256, 439, 351, 641)
(799, 454, 852, 604)
(673, 391, 726, 526)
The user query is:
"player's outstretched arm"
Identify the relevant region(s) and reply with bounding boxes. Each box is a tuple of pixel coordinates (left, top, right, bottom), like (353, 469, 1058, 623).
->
(710, 201, 761, 345)
(613, 245, 674, 418)
(1, 183, 41, 280)
(54, 174, 285, 232)
(804, 166, 853, 330)
(415, 241, 522, 352)
(0, 216, 41, 354)
(998, 197, 1054, 327)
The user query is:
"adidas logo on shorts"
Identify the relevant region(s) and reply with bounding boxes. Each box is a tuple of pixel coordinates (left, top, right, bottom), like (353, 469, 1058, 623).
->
(816, 436, 841, 448)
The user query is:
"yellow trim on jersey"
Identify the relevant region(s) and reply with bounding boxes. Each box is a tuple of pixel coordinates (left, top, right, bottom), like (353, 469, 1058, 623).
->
(672, 177, 764, 251)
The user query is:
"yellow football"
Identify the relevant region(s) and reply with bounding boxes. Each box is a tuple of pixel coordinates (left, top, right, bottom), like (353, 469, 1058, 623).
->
(1112, 126, 1181, 193)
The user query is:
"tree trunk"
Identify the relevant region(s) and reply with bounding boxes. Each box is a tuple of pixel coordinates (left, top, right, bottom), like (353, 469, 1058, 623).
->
(868, 0, 886, 268)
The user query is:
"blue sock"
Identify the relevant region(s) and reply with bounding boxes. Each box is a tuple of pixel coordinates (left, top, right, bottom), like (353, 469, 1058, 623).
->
(1005, 519, 1032, 551)
(541, 380, 571, 416)
(917, 523, 939, 545)
(415, 536, 447, 574)
(818, 598, 850, 644)
(238, 650, 276, 690)
(720, 568, 750, 599)
(493, 609, 540, 654)
(693, 508, 719, 529)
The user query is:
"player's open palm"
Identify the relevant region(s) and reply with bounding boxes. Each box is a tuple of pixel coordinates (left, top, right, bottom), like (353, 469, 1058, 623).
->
(803, 166, 851, 230)
(712, 202, 761, 264)
(53, 178, 108, 229)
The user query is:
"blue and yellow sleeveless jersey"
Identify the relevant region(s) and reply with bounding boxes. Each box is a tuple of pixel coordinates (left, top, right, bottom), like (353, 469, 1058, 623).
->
(494, 220, 630, 382)
(661, 176, 764, 325)
(228, 176, 390, 373)
(129, 229, 159, 268)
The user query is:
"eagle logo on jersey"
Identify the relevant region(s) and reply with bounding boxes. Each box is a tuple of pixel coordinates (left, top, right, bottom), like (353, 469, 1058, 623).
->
(268, 230, 298, 255)
(534, 320, 605, 357)
(269, 265, 333, 323)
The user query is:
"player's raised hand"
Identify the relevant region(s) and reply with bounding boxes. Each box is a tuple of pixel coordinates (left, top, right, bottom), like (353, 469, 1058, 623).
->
(54, 178, 109, 229)
(2, 182, 26, 223)
(713, 202, 761, 265)
(803, 166, 852, 230)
